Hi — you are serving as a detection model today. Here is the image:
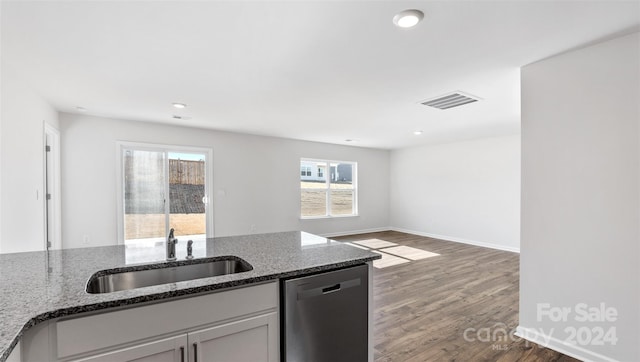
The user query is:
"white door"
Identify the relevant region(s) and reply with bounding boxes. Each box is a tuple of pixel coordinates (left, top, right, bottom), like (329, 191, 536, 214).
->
(189, 313, 279, 362)
(44, 124, 61, 250)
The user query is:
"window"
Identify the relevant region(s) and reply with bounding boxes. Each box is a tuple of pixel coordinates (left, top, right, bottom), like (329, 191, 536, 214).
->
(300, 159, 357, 218)
(300, 166, 312, 177)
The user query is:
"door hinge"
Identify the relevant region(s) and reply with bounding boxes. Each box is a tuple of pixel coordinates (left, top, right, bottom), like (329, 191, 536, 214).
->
(47, 241, 52, 248)
(46, 145, 51, 152)
(46, 193, 52, 200)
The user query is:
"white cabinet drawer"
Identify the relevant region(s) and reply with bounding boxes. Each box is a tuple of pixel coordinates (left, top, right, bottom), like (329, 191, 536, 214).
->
(56, 282, 277, 359)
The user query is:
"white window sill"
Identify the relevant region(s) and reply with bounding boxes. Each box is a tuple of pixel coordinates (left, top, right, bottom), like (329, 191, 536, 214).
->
(300, 214, 359, 220)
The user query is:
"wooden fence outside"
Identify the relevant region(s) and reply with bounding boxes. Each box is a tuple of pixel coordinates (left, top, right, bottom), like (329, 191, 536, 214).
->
(169, 159, 205, 185)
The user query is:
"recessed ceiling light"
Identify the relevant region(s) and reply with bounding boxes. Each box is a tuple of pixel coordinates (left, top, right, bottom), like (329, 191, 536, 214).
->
(413, 130, 423, 135)
(172, 103, 187, 109)
(393, 9, 424, 28)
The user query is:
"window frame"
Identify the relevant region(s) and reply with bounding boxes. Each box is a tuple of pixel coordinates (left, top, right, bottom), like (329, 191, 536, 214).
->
(300, 158, 358, 219)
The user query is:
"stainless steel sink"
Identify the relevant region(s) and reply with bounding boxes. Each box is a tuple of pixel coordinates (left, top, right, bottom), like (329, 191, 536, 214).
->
(86, 257, 253, 294)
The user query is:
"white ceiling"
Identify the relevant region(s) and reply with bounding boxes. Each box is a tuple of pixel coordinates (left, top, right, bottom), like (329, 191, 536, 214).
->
(2, 1, 639, 149)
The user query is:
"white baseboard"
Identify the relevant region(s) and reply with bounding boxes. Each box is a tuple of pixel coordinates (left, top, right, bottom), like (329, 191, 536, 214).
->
(515, 326, 619, 362)
(389, 227, 520, 253)
(320, 227, 391, 238)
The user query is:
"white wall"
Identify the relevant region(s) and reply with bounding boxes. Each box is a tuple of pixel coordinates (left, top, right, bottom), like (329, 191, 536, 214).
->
(519, 32, 639, 362)
(0, 2, 3, 254)
(389, 135, 521, 252)
(0, 64, 58, 253)
(59, 113, 390, 249)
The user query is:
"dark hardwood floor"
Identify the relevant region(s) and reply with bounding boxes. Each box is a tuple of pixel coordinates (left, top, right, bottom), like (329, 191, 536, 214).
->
(333, 231, 579, 362)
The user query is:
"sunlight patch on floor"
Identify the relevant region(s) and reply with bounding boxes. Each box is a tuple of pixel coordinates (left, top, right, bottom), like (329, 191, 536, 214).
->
(372, 250, 411, 268)
(380, 245, 440, 261)
(348, 239, 440, 269)
(352, 239, 398, 249)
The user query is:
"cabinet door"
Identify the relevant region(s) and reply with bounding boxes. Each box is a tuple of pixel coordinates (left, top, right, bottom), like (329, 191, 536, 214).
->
(72, 334, 188, 362)
(189, 312, 278, 362)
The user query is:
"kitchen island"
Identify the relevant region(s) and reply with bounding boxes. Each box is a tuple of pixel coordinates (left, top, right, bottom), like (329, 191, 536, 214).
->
(0, 231, 379, 361)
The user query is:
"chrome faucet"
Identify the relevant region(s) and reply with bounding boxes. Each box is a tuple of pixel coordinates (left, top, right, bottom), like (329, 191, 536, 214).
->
(166, 228, 178, 261)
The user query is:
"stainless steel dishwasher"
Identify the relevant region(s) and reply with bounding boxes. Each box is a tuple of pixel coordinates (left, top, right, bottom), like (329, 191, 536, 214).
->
(281, 264, 368, 362)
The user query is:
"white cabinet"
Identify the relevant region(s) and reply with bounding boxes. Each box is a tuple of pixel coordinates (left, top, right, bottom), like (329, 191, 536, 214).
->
(70, 312, 278, 362)
(190, 312, 278, 362)
(73, 335, 187, 362)
(20, 282, 279, 362)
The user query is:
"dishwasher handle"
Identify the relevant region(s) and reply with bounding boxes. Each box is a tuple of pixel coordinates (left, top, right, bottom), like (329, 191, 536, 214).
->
(323, 283, 341, 293)
(297, 277, 361, 300)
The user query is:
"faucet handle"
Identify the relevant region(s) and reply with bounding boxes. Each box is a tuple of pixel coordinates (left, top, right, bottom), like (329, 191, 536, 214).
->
(186, 240, 194, 260)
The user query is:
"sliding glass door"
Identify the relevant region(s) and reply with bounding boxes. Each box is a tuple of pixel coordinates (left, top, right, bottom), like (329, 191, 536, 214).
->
(167, 152, 207, 240)
(123, 149, 167, 242)
(119, 143, 212, 245)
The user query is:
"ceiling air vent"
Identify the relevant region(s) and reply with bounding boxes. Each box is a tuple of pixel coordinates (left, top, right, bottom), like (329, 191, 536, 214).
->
(420, 92, 480, 110)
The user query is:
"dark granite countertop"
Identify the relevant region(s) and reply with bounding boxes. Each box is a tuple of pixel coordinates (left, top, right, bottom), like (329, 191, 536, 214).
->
(0, 231, 379, 361)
